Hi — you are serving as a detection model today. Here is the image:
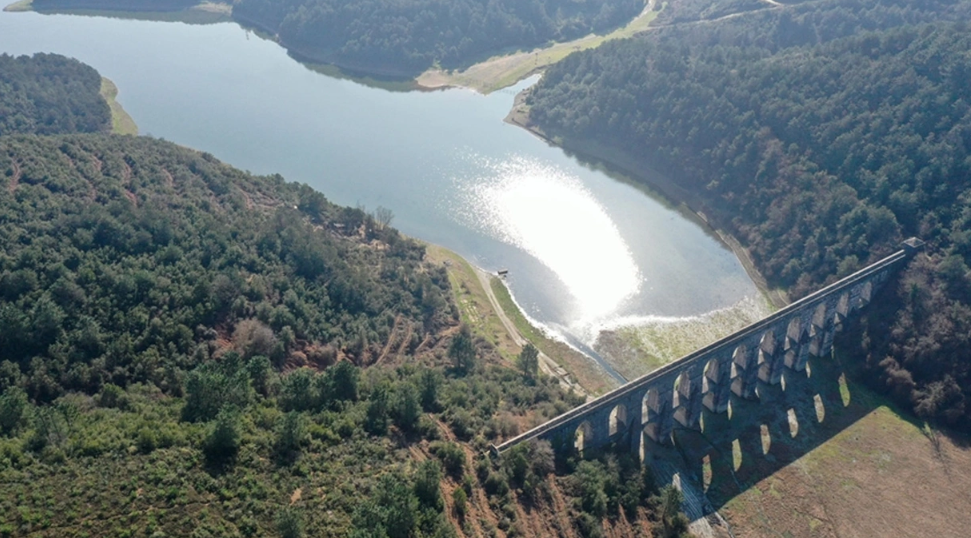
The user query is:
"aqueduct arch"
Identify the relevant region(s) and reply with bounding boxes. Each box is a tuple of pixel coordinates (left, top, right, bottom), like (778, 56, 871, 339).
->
(493, 239, 923, 458)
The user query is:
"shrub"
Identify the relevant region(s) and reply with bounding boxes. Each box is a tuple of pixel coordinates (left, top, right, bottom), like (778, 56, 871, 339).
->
(328, 360, 360, 402)
(203, 406, 241, 466)
(182, 358, 253, 422)
(577, 512, 603, 538)
(136, 426, 157, 453)
(275, 411, 307, 464)
(97, 384, 129, 410)
(413, 459, 442, 510)
(279, 368, 316, 413)
(393, 383, 421, 433)
(452, 487, 467, 519)
(483, 471, 509, 497)
(446, 409, 475, 440)
(574, 461, 608, 517)
(275, 507, 304, 538)
(0, 387, 29, 435)
(417, 368, 442, 411)
(429, 441, 465, 478)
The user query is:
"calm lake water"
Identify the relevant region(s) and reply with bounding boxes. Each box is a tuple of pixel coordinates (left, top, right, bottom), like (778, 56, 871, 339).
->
(0, 10, 759, 379)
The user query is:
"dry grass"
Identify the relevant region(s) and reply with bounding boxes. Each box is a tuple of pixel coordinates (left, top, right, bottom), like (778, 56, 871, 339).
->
(2, 0, 31, 11)
(488, 277, 617, 396)
(99, 77, 138, 136)
(699, 363, 971, 538)
(416, 2, 663, 94)
(424, 243, 523, 361)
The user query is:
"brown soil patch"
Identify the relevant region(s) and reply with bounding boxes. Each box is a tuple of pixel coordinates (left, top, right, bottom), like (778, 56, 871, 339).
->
(91, 153, 103, 174)
(7, 160, 20, 194)
(375, 315, 406, 365)
(162, 168, 174, 189)
(120, 158, 132, 184)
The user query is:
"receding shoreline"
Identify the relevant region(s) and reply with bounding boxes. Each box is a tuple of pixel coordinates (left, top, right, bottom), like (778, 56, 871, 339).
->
(3, 0, 31, 12)
(503, 89, 789, 310)
(416, 0, 663, 94)
(423, 243, 615, 396)
(99, 77, 138, 136)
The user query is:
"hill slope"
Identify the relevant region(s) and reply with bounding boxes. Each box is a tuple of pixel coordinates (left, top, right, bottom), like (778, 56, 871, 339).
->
(0, 54, 682, 537)
(233, 0, 645, 76)
(525, 1, 971, 431)
(0, 53, 110, 136)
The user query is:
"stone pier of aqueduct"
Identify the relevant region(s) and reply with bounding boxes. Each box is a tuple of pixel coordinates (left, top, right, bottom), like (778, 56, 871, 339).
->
(494, 238, 924, 457)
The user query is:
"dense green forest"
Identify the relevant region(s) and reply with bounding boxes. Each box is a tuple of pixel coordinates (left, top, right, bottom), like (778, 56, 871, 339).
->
(0, 53, 109, 136)
(232, 0, 645, 75)
(0, 133, 454, 401)
(526, 0, 971, 429)
(0, 133, 638, 537)
(0, 55, 685, 537)
(650, 0, 971, 49)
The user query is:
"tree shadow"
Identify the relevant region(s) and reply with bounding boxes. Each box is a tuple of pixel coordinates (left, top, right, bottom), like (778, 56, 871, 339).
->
(203, 451, 238, 477)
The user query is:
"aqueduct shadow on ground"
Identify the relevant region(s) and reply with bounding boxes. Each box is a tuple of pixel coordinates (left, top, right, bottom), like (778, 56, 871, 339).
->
(634, 346, 904, 515)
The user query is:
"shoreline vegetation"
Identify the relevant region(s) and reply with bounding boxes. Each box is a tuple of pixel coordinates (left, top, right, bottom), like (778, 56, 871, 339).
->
(99, 77, 138, 136)
(486, 275, 619, 396)
(416, 0, 663, 94)
(424, 244, 616, 396)
(595, 295, 773, 380)
(6, 0, 660, 94)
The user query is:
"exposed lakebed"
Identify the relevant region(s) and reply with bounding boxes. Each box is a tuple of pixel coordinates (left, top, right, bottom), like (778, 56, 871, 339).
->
(0, 9, 766, 380)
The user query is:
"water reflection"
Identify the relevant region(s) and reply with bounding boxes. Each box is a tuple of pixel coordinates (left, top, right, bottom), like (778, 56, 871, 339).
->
(460, 155, 641, 327)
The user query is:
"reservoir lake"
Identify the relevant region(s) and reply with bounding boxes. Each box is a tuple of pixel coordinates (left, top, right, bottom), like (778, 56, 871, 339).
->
(0, 9, 761, 379)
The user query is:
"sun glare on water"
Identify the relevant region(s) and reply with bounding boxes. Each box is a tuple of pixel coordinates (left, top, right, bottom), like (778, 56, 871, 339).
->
(459, 155, 641, 325)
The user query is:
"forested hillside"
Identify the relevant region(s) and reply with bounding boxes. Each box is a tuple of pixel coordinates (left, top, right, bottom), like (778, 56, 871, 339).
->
(0, 133, 632, 537)
(0, 53, 110, 136)
(0, 55, 685, 537)
(233, 0, 645, 75)
(0, 134, 453, 402)
(526, 1, 971, 429)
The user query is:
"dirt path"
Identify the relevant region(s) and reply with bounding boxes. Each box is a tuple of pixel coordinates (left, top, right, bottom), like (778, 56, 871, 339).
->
(473, 267, 589, 399)
(376, 314, 405, 365)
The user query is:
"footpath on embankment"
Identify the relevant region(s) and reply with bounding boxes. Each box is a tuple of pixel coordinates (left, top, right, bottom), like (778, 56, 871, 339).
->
(424, 243, 620, 397)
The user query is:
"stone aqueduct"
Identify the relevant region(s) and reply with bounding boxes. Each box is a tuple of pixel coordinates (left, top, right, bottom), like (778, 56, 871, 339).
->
(494, 239, 924, 457)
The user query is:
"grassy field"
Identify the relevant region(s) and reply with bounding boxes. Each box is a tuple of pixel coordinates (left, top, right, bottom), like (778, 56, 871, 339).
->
(416, 2, 664, 94)
(99, 77, 138, 136)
